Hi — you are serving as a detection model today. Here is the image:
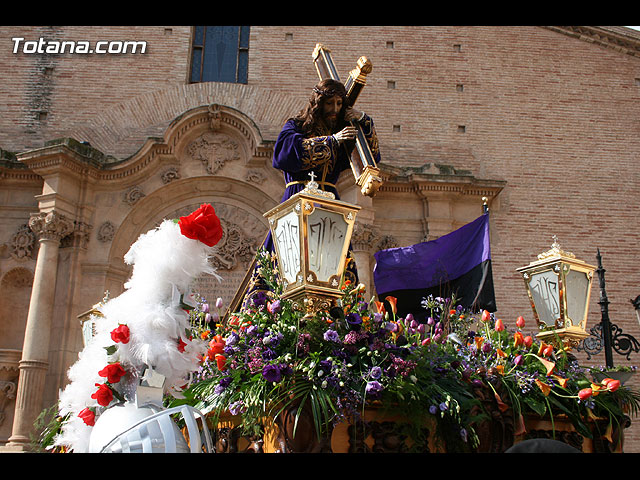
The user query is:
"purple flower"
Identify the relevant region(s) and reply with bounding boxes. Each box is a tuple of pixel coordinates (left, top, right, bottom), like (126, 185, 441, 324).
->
(365, 380, 383, 395)
(262, 364, 282, 383)
(429, 405, 438, 415)
(346, 312, 362, 329)
(201, 303, 210, 313)
(228, 400, 245, 416)
(251, 291, 268, 307)
(268, 299, 281, 314)
(514, 354, 523, 366)
(324, 329, 340, 342)
(370, 366, 382, 380)
(215, 297, 223, 309)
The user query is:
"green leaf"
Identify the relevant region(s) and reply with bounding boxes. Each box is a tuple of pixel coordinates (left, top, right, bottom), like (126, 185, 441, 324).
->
(522, 395, 547, 416)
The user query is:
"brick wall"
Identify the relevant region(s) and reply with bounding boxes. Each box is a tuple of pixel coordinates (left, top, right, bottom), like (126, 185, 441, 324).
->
(1, 25, 639, 451)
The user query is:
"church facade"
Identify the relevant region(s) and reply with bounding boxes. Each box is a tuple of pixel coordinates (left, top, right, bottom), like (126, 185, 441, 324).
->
(1, 26, 639, 451)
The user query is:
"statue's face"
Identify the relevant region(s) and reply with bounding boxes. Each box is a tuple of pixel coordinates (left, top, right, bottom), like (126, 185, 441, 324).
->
(322, 95, 343, 128)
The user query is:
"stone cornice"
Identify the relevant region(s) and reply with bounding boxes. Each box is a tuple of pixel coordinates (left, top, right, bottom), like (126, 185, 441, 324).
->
(377, 162, 506, 198)
(542, 26, 640, 58)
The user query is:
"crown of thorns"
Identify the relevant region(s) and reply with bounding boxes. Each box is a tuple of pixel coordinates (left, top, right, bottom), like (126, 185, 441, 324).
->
(313, 86, 344, 97)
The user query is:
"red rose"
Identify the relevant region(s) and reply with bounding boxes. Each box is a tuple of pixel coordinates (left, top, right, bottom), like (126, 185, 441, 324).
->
(110, 324, 130, 344)
(178, 204, 223, 247)
(78, 407, 96, 426)
(98, 362, 127, 384)
(91, 383, 114, 407)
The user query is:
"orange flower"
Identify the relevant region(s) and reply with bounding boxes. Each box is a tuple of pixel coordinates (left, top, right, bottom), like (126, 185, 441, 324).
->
(496, 348, 507, 358)
(514, 331, 524, 347)
(590, 383, 605, 396)
(449, 309, 457, 316)
(474, 336, 484, 350)
(494, 318, 505, 332)
(551, 374, 568, 388)
(200, 330, 211, 340)
(535, 379, 551, 396)
(538, 357, 556, 376)
(537, 341, 553, 357)
(495, 364, 505, 375)
(385, 296, 398, 314)
(215, 354, 227, 371)
(516, 316, 526, 328)
(523, 335, 533, 348)
(374, 300, 386, 315)
(481, 310, 491, 323)
(494, 392, 509, 411)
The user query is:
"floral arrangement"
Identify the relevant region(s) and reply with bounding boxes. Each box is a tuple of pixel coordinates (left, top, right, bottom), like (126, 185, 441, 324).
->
(172, 248, 640, 452)
(51, 204, 224, 453)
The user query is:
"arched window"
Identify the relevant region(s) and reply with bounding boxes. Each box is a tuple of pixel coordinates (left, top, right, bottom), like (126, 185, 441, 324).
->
(190, 26, 250, 84)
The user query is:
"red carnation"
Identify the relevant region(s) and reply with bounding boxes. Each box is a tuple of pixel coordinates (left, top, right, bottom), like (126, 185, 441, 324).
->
(78, 407, 96, 426)
(91, 383, 114, 407)
(110, 324, 130, 344)
(98, 362, 127, 384)
(178, 204, 223, 247)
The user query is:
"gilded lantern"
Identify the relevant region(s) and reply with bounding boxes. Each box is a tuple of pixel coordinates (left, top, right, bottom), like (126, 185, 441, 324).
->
(263, 175, 360, 316)
(516, 237, 596, 347)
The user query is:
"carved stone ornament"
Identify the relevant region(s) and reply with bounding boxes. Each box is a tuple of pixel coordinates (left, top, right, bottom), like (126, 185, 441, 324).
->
(123, 185, 145, 206)
(60, 221, 93, 249)
(351, 223, 379, 252)
(208, 103, 222, 131)
(377, 235, 399, 252)
(97, 221, 116, 243)
(161, 167, 181, 184)
(209, 218, 260, 271)
(28, 210, 74, 242)
(187, 132, 241, 175)
(245, 169, 266, 184)
(10, 224, 36, 260)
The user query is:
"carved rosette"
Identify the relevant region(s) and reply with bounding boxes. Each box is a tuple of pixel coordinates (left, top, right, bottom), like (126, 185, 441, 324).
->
(9, 224, 36, 260)
(97, 221, 116, 243)
(28, 211, 74, 243)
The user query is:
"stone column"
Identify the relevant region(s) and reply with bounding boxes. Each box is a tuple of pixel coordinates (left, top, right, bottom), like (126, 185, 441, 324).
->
(350, 222, 379, 299)
(3, 210, 73, 451)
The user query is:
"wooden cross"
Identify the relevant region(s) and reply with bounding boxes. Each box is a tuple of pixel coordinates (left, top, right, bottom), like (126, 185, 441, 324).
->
(312, 44, 383, 197)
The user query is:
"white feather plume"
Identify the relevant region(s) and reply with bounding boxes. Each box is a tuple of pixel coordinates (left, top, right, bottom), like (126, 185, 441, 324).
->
(54, 218, 221, 452)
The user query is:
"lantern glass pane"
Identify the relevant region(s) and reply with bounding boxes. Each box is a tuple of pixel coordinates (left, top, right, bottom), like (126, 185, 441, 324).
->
(528, 269, 561, 327)
(307, 208, 348, 282)
(566, 269, 589, 325)
(273, 210, 301, 285)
